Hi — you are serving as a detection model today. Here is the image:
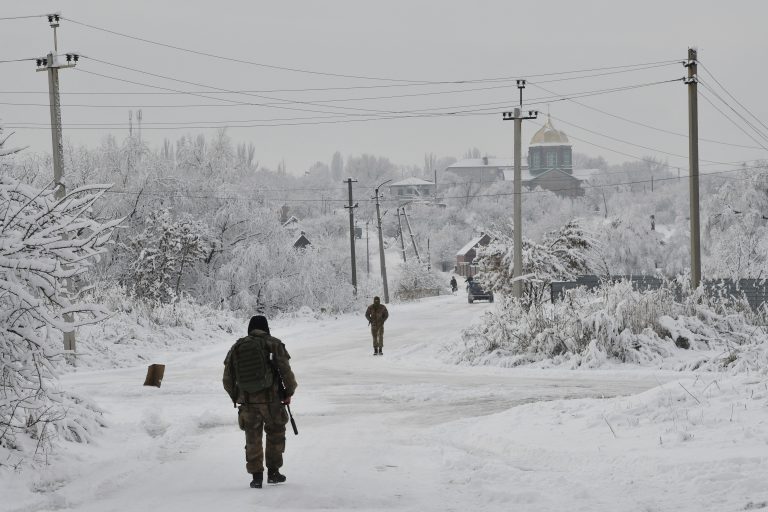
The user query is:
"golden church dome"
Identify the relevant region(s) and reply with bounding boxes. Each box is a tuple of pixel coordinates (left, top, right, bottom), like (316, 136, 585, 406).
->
(530, 115, 569, 145)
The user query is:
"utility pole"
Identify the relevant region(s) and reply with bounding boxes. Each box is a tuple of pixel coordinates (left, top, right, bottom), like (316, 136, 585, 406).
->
(397, 207, 407, 262)
(502, 80, 538, 299)
(36, 13, 78, 352)
(366, 221, 370, 275)
(685, 48, 701, 289)
(374, 180, 392, 303)
(427, 237, 431, 271)
(402, 206, 421, 263)
(433, 168, 438, 204)
(343, 178, 359, 294)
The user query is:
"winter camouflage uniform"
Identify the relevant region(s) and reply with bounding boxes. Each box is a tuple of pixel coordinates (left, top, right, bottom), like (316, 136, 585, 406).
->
(223, 329, 298, 475)
(365, 297, 389, 352)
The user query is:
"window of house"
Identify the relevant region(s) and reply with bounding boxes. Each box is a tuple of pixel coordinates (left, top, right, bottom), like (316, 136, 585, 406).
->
(546, 151, 556, 167)
(563, 152, 571, 166)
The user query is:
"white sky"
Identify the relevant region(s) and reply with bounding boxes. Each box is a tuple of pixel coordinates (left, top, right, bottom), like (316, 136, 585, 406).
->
(1, 0, 767, 174)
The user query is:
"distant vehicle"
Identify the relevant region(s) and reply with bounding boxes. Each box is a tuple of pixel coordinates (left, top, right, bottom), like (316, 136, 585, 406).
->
(467, 281, 494, 303)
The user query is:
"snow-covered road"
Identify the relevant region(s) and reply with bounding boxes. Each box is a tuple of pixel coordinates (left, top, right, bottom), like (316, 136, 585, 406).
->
(5, 294, 725, 511)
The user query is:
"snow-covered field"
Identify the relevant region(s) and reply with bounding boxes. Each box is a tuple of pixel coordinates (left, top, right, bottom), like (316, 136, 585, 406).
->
(3, 294, 768, 511)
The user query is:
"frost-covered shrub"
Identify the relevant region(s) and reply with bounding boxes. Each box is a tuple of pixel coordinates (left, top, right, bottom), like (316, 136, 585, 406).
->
(394, 260, 445, 298)
(122, 208, 211, 304)
(475, 220, 598, 306)
(0, 177, 120, 463)
(455, 280, 768, 370)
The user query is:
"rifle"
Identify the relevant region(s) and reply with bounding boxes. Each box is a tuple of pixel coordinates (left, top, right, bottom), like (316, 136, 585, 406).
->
(270, 356, 299, 436)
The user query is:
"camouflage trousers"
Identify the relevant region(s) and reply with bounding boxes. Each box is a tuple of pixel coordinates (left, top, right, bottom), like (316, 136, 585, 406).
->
(238, 402, 289, 474)
(370, 324, 384, 350)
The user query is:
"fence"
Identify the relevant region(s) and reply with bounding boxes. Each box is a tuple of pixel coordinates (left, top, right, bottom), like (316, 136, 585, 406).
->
(551, 275, 768, 311)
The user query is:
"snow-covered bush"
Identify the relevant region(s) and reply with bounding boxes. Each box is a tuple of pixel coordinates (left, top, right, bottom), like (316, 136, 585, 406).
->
(122, 208, 211, 304)
(0, 177, 121, 463)
(394, 260, 445, 299)
(454, 280, 768, 370)
(475, 220, 599, 306)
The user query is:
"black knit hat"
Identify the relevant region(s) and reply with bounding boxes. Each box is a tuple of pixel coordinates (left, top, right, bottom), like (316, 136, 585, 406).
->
(248, 315, 270, 334)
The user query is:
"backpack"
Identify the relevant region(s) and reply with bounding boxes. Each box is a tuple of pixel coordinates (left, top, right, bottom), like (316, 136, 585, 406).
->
(233, 335, 274, 393)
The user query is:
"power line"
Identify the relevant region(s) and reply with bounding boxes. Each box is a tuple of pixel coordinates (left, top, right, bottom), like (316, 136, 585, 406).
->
(64, 16, 680, 84)
(3, 79, 685, 131)
(0, 78, 681, 113)
(528, 81, 765, 151)
(698, 88, 768, 152)
(83, 57, 409, 116)
(698, 79, 768, 145)
(0, 61, 679, 99)
(0, 14, 49, 21)
(0, 57, 38, 64)
(698, 61, 768, 135)
(546, 113, 760, 166)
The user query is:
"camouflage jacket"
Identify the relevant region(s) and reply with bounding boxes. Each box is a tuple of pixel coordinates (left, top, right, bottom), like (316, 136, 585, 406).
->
(222, 329, 298, 404)
(365, 303, 389, 327)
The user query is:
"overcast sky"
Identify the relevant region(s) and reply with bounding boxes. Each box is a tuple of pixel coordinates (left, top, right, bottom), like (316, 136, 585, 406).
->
(1, 0, 767, 175)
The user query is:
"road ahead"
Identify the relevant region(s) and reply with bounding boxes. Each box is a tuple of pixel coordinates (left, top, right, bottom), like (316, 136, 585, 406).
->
(18, 294, 666, 512)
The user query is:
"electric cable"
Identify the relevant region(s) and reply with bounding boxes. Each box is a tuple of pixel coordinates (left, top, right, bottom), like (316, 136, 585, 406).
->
(528, 81, 765, 151)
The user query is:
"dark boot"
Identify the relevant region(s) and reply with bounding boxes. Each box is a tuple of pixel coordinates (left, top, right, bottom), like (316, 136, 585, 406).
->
(267, 469, 287, 484)
(250, 472, 263, 489)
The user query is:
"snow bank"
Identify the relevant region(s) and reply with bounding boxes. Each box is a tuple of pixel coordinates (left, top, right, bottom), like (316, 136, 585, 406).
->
(434, 374, 768, 510)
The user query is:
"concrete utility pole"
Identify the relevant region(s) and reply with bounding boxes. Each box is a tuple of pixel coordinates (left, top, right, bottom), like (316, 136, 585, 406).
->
(502, 80, 538, 299)
(397, 207, 407, 262)
(684, 48, 701, 289)
(343, 178, 359, 294)
(402, 206, 421, 263)
(374, 180, 392, 303)
(366, 221, 370, 275)
(36, 13, 78, 351)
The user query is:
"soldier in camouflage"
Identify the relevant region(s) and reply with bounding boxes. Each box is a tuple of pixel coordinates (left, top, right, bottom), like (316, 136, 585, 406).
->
(223, 315, 298, 488)
(365, 296, 389, 356)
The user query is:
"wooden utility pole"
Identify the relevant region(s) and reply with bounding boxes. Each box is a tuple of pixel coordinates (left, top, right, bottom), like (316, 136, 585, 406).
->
(685, 48, 701, 289)
(374, 181, 392, 303)
(397, 207, 407, 262)
(36, 13, 78, 351)
(502, 80, 538, 299)
(343, 178, 359, 294)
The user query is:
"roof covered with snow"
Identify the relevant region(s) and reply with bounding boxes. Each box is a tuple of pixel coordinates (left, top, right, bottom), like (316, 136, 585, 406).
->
(456, 234, 489, 256)
(389, 177, 435, 187)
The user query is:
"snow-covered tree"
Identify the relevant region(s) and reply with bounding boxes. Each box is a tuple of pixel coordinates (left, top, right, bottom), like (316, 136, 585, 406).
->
(476, 220, 599, 306)
(0, 175, 121, 459)
(123, 208, 211, 304)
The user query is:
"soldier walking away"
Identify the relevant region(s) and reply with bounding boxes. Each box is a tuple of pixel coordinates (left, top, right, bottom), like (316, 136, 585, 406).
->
(450, 276, 458, 295)
(223, 315, 298, 489)
(365, 296, 389, 356)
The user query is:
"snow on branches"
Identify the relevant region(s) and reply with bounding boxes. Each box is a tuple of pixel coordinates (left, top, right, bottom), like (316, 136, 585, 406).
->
(456, 280, 768, 370)
(475, 220, 599, 306)
(122, 208, 211, 304)
(0, 176, 121, 462)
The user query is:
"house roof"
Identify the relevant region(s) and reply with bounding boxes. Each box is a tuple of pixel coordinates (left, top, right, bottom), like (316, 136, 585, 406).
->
(456, 234, 490, 257)
(448, 158, 515, 169)
(389, 177, 434, 187)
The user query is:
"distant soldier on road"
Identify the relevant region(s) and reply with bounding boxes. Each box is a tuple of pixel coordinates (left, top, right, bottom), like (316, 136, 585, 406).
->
(450, 276, 458, 295)
(365, 296, 389, 356)
(223, 315, 297, 489)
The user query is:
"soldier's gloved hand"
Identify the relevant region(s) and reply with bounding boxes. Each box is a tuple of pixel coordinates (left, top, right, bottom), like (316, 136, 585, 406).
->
(282, 395, 292, 405)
